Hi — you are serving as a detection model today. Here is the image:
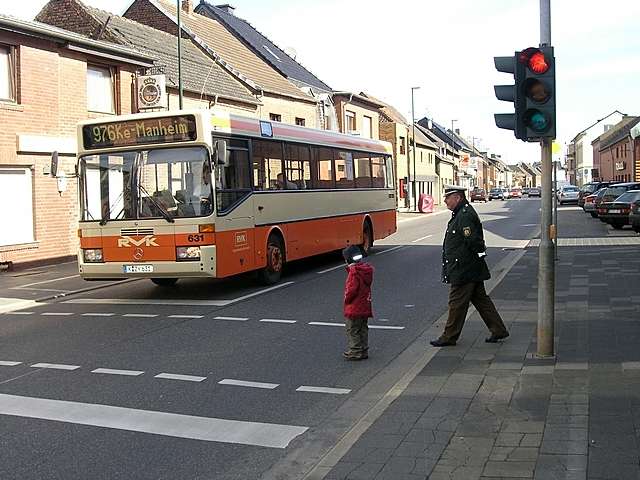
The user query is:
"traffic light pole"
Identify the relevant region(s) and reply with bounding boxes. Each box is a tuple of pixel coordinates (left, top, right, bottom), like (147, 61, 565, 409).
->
(537, 0, 554, 357)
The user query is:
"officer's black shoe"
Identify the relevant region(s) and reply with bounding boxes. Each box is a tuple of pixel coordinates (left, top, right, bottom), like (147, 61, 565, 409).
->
(430, 338, 456, 347)
(485, 332, 510, 343)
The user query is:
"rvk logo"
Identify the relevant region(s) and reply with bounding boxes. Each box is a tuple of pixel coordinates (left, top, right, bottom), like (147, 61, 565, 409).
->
(118, 235, 159, 247)
(234, 231, 248, 247)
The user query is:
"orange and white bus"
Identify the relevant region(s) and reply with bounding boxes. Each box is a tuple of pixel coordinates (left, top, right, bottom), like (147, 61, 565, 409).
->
(75, 110, 396, 285)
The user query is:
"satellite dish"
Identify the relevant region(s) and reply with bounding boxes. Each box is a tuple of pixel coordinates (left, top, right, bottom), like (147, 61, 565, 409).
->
(283, 47, 297, 60)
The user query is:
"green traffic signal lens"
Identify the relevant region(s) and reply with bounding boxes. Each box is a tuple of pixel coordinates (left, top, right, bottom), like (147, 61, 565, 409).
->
(524, 109, 550, 133)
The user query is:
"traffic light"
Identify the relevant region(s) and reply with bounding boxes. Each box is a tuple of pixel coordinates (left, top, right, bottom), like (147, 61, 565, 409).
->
(494, 46, 556, 142)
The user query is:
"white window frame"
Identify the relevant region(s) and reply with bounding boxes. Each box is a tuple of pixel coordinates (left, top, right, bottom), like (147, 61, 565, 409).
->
(0, 44, 16, 102)
(345, 110, 356, 133)
(87, 64, 115, 114)
(362, 115, 372, 138)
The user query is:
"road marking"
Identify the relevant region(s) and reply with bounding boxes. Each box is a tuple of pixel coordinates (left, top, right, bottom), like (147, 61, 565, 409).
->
(317, 264, 345, 274)
(296, 386, 351, 395)
(369, 325, 405, 330)
(411, 234, 433, 243)
(123, 313, 158, 318)
(66, 298, 234, 306)
(81, 313, 115, 317)
(373, 245, 407, 256)
(5, 311, 34, 315)
(155, 373, 206, 382)
(31, 363, 80, 371)
(0, 361, 21, 366)
(0, 298, 39, 315)
(92, 368, 144, 376)
(0, 393, 307, 448)
(260, 318, 297, 324)
(168, 314, 204, 319)
(218, 379, 279, 389)
(214, 316, 248, 322)
(521, 223, 538, 227)
(42, 312, 74, 316)
(308, 321, 344, 327)
(225, 282, 295, 304)
(11, 274, 80, 289)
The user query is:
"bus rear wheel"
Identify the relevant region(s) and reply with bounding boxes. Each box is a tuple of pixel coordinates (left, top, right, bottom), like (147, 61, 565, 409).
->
(258, 235, 284, 285)
(361, 221, 373, 256)
(151, 278, 178, 287)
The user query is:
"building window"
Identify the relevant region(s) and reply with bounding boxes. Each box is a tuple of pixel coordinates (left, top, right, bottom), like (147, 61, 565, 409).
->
(345, 110, 356, 133)
(269, 113, 282, 122)
(87, 65, 115, 113)
(399, 136, 406, 155)
(295, 117, 305, 127)
(0, 45, 16, 102)
(362, 115, 372, 138)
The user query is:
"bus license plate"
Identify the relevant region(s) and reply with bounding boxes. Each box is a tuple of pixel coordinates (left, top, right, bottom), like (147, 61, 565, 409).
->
(123, 265, 154, 274)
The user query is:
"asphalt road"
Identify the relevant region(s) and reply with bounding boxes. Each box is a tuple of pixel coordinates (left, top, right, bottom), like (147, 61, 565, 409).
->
(0, 198, 557, 480)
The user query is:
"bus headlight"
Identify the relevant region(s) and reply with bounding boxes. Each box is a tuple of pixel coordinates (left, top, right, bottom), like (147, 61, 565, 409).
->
(83, 248, 103, 263)
(176, 246, 201, 261)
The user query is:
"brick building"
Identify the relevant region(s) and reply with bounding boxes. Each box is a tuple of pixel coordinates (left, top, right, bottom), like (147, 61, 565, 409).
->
(596, 116, 640, 182)
(0, 14, 153, 267)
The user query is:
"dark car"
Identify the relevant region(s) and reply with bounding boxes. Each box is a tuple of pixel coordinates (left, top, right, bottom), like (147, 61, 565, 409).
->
(522, 187, 531, 196)
(528, 187, 541, 197)
(628, 198, 640, 233)
(583, 188, 606, 217)
(488, 188, 505, 200)
(597, 190, 640, 229)
(470, 187, 487, 202)
(591, 187, 612, 218)
(578, 181, 612, 207)
(598, 183, 640, 206)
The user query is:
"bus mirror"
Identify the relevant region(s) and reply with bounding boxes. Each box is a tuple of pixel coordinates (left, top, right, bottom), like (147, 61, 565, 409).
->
(215, 140, 229, 166)
(50, 151, 59, 177)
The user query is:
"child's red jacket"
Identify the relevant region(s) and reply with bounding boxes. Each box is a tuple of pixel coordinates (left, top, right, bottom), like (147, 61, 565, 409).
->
(343, 262, 374, 319)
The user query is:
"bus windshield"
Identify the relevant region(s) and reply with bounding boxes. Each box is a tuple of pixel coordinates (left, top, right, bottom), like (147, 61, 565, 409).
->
(79, 146, 213, 222)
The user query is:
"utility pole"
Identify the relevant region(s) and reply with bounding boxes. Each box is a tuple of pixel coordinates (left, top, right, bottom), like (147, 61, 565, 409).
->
(411, 87, 420, 210)
(177, 0, 184, 109)
(537, 0, 554, 357)
(451, 119, 457, 185)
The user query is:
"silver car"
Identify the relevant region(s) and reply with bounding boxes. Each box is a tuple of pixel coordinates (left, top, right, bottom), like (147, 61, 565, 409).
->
(557, 185, 579, 204)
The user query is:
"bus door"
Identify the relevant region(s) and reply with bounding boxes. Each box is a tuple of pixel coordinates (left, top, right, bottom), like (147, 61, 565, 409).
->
(214, 138, 256, 276)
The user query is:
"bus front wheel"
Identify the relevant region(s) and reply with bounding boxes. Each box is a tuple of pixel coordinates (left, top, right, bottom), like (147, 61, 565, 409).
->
(151, 278, 178, 287)
(258, 235, 284, 285)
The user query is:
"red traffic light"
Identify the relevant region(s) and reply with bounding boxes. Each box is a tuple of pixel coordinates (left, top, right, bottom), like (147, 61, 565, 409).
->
(519, 47, 549, 74)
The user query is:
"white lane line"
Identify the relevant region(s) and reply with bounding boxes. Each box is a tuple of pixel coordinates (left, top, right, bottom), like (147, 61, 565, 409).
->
(373, 245, 407, 256)
(42, 312, 74, 316)
(317, 264, 345, 274)
(81, 313, 115, 317)
(309, 321, 344, 327)
(521, 223, 538, 227)
(0, 361, 22, 366)
(218, 379, 279, 389)
(296, 386, 351, 395)
(11, 274, 80, 289)
(66, 299, 234, 306)
(260, 318, 297, 324)
(31, 363, 80, 371)
(370, 325, 405, 330)
(155, 373, 206, 382)
(92, 368, 144, 376)
(214, 316, 249, 322)
(0, 393, 307, 448)
(123, 313, 158, 318)
(225, 282, 295, 304)
(411, 234, 433, 243)
(168, 314, 204, 319)
(5, 311, 34, 315)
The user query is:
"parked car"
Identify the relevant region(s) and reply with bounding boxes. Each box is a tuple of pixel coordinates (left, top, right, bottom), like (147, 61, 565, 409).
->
(591, 187, 612, 218)
(528, 187, 541, 197)
(522, 187, 531, 196)
(470, 187, 488, 202)
(509, 188, 522, 199)
(488, 188, 505, 200)
(583, 188, 606, 217)
(596, 190, 640, 229)
(556, 185, 579, 204)
(598, 182, 640, 206)
(578, 181, 612, 207)
(628, 198, 640, 233)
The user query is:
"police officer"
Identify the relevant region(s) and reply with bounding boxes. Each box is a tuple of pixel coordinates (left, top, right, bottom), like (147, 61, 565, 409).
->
(430, 186, 509, 347)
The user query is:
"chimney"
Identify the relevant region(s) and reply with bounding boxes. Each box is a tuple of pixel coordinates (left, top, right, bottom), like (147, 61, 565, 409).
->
(216, 4, 236, 15)
(182, 0, 194, 14)
(455, 128, 460, 135)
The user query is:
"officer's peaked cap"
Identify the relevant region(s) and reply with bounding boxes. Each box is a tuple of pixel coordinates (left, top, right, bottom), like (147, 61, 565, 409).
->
(443, 185, 467, 197)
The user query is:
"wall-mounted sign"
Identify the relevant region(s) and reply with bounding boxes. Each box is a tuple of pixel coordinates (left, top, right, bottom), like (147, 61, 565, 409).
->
(615, 161, 625, 171)
(82, 115, 197, 150)
(137, 75, 166, 110)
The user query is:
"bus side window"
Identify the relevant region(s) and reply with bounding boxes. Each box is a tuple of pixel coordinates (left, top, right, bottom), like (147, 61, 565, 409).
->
(353, 152, 372, 188)
(284, 143, 311, 190)
(335, 150, 355, 189)
(252, 139, 283, 190)
(310, 146, 334, 189)
(371, 156, 388, 188)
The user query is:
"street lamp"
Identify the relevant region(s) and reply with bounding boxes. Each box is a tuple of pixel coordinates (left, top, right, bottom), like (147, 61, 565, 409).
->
(450, 119, 457, 185)
(472, 136, 481, 187)
(411, 87, 420, 210)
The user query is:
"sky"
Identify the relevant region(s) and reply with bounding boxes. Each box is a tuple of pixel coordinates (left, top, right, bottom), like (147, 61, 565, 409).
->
(4, 0, 640, 165)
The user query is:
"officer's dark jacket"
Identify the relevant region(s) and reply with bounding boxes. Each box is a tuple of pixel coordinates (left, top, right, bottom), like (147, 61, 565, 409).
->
(442, 201, 491, 285)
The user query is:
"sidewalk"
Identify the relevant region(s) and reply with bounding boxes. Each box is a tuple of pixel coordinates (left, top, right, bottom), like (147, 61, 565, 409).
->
(322, 244, 640, 480)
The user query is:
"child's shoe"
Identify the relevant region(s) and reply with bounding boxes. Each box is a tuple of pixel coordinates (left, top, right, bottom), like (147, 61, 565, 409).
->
(343, 351, 368, 360)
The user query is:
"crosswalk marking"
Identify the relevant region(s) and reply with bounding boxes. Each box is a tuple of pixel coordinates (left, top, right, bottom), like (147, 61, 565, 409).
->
(42, 312, 74, 316)
(308, 321, 344, 327)
(81, 313, 115, 317)
(260, 318, 297, 324)
(369, 325, 405, 330)
(296, 386, 351, 395)
(214, 316, 248, 321)
(31, 363, 80, 371)
(218, 379, 279, 389)
(122, 313, 158, 318)
(0, 361, 21, 366)
(168, 315, 204, 319)
(5, 311, 34, 315)
(0, 393, 307, 448)
(92, 368, 144, 376)
(155, 373, 207, 382)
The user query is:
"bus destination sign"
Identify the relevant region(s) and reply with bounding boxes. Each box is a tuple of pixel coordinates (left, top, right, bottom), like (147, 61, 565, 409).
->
(83, 115, 197, 150)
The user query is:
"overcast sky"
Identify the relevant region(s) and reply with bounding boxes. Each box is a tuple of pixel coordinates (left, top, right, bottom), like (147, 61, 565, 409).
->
(4, 0, 640, 164)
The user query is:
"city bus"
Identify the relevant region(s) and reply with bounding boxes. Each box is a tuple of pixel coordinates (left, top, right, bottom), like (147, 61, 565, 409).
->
(74, 109, 396, 285)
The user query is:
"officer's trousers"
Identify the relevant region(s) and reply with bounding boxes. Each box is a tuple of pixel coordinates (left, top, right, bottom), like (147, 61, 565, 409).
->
(441, 281, 508, 343)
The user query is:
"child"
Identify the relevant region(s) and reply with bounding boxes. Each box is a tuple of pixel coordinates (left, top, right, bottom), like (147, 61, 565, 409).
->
(342, 245, 374, 360)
